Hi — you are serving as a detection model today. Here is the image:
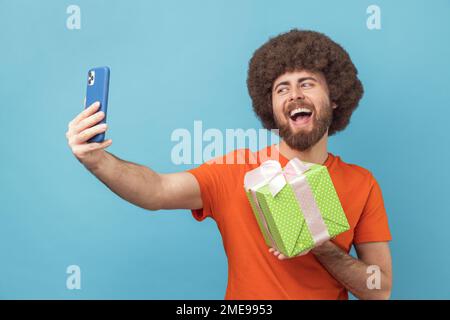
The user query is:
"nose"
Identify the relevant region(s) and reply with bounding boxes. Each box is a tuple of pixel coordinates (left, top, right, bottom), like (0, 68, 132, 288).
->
(288, 86, 305, 102)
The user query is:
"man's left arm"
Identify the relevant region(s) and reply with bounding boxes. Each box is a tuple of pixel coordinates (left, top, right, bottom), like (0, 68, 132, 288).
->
(270, 241, 392, 300)
(312, 241, 392, 300)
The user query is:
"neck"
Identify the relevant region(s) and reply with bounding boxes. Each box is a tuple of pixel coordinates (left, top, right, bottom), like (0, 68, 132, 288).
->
(277, 132, 329, 165)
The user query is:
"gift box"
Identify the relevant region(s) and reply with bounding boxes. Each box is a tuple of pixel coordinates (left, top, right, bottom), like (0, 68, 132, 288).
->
(244, 158, 350, 258)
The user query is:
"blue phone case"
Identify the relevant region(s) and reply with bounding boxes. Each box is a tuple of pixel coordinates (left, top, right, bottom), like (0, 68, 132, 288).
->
(85, 66, 110, 143)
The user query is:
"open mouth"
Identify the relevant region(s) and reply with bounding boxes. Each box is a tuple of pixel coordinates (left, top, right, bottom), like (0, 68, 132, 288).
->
(288, 107, 313, 127)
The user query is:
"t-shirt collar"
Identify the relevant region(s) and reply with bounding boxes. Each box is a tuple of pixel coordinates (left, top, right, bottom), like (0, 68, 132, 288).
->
(265, 144, 334, 168)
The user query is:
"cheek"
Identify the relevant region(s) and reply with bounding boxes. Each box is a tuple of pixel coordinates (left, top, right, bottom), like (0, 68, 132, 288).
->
(272, 99, 285, 120)
(271, 96, 278, 110)
(306, 92, 330, 110)
(271, 95, 278, 108)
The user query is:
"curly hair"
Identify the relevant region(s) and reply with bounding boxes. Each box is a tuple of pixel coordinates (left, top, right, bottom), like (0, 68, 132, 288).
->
(247, 29, 364, 136)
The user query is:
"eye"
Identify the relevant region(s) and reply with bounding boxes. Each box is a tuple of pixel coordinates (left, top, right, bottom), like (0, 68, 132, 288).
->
(277, 87, 288, 94)
(301, 82, 314, 88)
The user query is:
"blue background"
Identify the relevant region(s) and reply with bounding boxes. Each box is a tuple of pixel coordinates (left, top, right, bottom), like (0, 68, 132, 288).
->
(1, 0, 449, 299)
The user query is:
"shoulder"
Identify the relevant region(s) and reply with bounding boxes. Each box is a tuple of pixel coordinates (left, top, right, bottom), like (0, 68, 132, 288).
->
(205, 148, 259, 167)
(333, 155, 374, 177)
(330, 155, 379, 190)
(191, 148, 257, 178)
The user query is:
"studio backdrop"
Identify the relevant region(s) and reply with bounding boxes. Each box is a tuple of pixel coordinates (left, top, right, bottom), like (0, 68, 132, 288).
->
(0, 0, 449, 299)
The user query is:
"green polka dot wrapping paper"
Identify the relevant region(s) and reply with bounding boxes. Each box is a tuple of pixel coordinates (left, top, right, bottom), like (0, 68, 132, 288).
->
(244, 158, 350, 258)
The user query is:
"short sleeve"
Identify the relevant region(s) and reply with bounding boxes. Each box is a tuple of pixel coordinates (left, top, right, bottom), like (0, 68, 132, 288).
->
(353, 175, 392, 244)
(186, 159, 225, 222)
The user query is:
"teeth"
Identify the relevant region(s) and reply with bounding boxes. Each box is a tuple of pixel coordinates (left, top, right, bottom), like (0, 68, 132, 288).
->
(290, 107, 312, 117)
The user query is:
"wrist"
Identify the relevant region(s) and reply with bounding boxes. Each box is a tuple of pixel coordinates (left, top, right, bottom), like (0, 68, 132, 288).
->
(311, 240, 335, 256)
(84, 150, 109, 173)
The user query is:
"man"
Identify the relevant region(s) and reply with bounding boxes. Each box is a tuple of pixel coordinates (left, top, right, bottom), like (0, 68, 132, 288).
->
(66, 29, 392, 300)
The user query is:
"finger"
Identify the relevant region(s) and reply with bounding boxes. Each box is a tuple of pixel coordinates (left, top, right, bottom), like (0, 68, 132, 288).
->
(86, 139, 112, 151)
(269, 248, 274, 253)
(278, 254, 286, 260)
(72, 139, 112, 156)
(71, 101, 100, 126)
(74, 111, 105, 134)
(73, 123, 108, 144)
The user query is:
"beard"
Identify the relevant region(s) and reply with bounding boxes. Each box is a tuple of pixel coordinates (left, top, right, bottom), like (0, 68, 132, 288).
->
(275, 101, 333, 152)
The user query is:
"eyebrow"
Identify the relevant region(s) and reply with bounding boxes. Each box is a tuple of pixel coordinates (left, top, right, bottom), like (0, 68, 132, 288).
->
(273, 77, 318, 91)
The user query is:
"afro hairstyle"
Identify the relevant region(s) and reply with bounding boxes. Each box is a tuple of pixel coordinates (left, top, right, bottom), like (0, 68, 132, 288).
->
(247, 29, 364, 136)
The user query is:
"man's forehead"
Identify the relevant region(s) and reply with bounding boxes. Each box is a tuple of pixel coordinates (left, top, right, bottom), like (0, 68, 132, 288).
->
(274, 69, 325, 85)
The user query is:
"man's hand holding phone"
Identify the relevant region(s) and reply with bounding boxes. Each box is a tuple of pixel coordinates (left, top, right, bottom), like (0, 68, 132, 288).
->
(66, 101, 112, 170)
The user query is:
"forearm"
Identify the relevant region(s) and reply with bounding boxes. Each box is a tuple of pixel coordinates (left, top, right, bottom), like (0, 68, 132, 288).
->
(87, 151, 163, 210)
(312, 242, 391, 300)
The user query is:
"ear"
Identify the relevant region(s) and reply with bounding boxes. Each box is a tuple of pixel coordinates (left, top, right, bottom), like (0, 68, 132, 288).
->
(331, 102, 338, 109)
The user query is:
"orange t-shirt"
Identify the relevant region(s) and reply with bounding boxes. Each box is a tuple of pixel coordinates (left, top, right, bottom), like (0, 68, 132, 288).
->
(186, 145, 392, 300)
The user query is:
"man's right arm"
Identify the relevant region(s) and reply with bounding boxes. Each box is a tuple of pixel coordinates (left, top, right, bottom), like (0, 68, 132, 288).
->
(66, 101, 203, 212)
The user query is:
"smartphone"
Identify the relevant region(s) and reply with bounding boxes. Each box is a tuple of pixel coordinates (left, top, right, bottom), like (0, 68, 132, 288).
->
(85, 66, 110, 143)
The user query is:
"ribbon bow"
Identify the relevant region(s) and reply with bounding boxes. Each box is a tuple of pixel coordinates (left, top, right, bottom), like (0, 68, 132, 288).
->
(244, 158, 313, 196)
